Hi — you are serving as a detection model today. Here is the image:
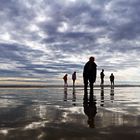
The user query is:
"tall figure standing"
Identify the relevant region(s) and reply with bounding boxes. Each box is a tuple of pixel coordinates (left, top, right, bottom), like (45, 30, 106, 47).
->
(72, 71, 76, 87)
(83, 56, 97, 93)
(100, 69, 105, 85)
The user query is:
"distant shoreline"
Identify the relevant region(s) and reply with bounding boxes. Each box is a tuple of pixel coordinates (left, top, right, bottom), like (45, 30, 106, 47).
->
(0, 84, 140, 88)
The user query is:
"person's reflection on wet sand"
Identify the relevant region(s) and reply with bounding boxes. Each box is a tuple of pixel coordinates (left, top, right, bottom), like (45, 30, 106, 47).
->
(83, 90, 97, 128)
(72, 87, 76, 106)
(63, 86, 68, 101)
(110, 86, 114, 103)
(100, 86, 104, 107)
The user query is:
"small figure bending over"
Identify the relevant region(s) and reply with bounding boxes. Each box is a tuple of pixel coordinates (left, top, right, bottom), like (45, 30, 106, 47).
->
(83, 56, 97, 94)
(63, 74, 68, 87)
(110, 73, 114, 87)
(72, 71, 76, 87)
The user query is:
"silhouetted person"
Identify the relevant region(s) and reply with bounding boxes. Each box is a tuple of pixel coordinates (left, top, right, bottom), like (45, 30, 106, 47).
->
(83, 90, 97, 128)
(63, 74, 68, 87)
(72, 71, 76, 87)
(110, 87, 114, 103)
(100, 69, 105, 85)
(83, 56, 97, 93)
(110, 73, 114, 87)
(100, 86, 104, 107)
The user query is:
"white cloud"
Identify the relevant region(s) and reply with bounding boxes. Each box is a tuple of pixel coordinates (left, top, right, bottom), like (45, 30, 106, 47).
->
(0, 0, 140, 84)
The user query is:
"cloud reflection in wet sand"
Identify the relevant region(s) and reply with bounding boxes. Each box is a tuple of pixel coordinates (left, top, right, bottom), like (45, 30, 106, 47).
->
(0, 87, 140, 140)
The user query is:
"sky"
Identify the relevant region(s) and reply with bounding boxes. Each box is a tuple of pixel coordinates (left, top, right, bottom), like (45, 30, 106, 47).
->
(0, 0, 140, 85)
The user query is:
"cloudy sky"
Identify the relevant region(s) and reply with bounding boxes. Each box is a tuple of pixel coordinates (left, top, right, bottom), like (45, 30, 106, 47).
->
(0, 0, 140, 84)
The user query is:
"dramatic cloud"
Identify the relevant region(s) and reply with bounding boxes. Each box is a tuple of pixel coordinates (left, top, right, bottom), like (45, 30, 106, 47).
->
(0, 0, 140, 84)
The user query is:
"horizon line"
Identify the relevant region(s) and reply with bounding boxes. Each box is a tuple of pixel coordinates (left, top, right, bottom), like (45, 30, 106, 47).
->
(0, 84, 140, 88)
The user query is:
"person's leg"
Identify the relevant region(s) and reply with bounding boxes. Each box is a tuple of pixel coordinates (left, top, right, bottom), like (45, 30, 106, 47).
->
(64, 80, 67, 87)
(84, 78, 88, 93)
(101, 78, 103, 85)
(74, 80, 75, 86)
(89, 81, 93, 94)
(111, 81, 112, 86)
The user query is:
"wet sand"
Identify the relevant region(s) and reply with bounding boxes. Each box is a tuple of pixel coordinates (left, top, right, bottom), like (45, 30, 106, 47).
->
(0, 86, 140, 140)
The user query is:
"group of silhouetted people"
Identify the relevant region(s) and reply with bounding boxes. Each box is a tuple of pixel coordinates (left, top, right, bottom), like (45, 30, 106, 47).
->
(63, 56, 115, 90)
(63, 56, 115, 128)
(83, 56, 115, 92)
(100, 69, 115, 86)
(63, 71, 76, 87)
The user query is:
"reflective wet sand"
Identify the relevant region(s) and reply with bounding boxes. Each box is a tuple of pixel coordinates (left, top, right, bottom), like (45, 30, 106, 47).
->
(0, 87, 140, 140)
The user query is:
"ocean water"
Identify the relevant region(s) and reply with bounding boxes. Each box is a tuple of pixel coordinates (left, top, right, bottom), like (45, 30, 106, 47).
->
(0, 77, 140, 87)
(0, 87, 140, 140)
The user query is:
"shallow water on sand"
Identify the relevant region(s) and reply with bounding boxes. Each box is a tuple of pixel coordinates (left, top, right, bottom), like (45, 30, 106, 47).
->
(0, 87, 140, 140)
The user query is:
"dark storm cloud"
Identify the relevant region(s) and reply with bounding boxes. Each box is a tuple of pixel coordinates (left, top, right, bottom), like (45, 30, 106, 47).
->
(0, 42, 82, 77)
(0, 43, 44, 76)
(0, 43, 47, 66)
(0, 0, 140, 81)
(40, 0, 107, 44)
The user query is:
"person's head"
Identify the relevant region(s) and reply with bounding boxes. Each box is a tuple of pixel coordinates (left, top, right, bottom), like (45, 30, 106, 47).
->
(102, 69, 104, 72)
(89, 56, 95, 62)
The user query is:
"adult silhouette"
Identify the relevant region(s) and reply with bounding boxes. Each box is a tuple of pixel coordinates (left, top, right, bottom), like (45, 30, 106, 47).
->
(83, 56, 97, 93)
(100, 69, 105, 85)
(72, 71, 76, 87)
(110, 73, 115, 87)
(83, 90, 97, 128)
(63, 74, 68, 87)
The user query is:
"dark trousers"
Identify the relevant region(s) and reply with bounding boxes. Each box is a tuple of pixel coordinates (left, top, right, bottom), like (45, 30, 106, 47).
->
(84, 78, 94, 94)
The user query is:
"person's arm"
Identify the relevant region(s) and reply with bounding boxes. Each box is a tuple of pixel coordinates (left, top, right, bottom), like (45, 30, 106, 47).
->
(94, 64, 97, 82)
(83, 63, 88, 77)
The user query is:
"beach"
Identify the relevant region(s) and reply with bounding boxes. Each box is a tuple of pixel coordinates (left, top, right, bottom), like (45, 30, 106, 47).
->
(0, 86, 140, 140)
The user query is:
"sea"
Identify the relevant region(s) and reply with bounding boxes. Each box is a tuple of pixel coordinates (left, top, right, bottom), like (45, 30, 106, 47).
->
(0, 83, 140, 140)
